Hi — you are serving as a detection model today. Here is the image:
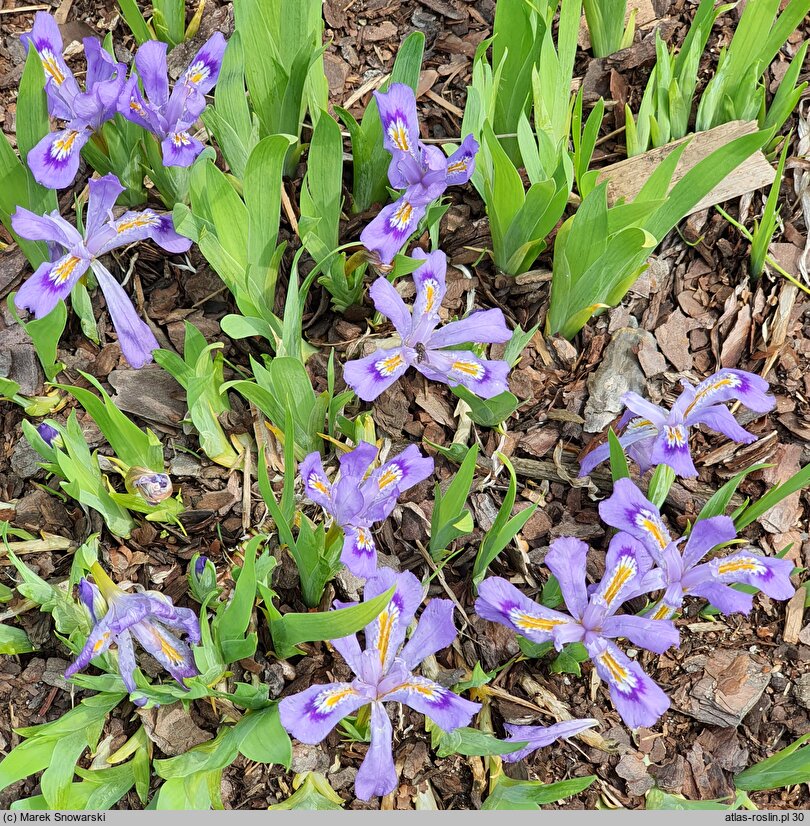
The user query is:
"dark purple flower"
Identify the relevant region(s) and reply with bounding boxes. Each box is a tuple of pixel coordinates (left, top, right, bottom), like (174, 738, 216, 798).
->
(36, 421, 60, 446)
(476, 534, 679, 729)
(66, 563, 200, 706)
(279, 569, 480, 800)
(360, 84, 478, 264)
(502, 718, 599, 763)
(12, 174, 191, 368)
(343, 249, 512, 402)
(300, 441, 434, 577)
(118, 34, 226, 167)
(600, 478, 795, 619)
(22, 13, 126, 188)
(580, 369, 775, 478)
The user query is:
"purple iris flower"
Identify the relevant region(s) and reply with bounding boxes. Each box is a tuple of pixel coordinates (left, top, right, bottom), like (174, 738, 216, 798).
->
(22, 13, 126, 189)
(343, 249, 512, 402)
(476, 534, 679, 729)
(501, 718, 599, 763)
(12, 174, 191, 368)
(279, 569, 481, 800)
(118, 34, 226, 167)
(360, 83, 478, 264)
(66, 563, 200, 707)
(600, 478, 795, 620)
(300, 441, 434, 578)
(579, 369, 775, 478)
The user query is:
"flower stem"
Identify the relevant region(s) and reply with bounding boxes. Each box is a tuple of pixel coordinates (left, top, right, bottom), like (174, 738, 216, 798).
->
(89, 562, 121, 600)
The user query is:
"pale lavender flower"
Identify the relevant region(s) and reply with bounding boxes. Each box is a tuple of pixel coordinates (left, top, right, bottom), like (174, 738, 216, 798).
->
(343, 249, 512, 401)
(360, 83, 478, 264)
(580, 369, 775, 478)
(66, 564, 200, 706)
(12, 174, 191, 368)
(22, 13, 126, 189)
(119, 34, 226, 167)
(300, 441, 434, 577)
(476, 534, 679, 729)
(600, 478, 795, 619)
(279, 569, 480, 800)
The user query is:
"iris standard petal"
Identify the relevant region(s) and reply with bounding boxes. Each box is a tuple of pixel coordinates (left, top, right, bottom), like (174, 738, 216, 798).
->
(91, 262, 160, 369)
(86, 174, 124, 237)
(135, 40, 170, 107)
(330, 477, 368, 526)
(337, 441, 378, 484)
(382, 675, 480, 732)
(502, 718, 599, 763)
(118, 75, 162, 133)
(279, 681, 367, 745)
(399, 598, 457, 670)
(355, 702, 399, 801)
(428, 309, 512, 349)
(578, 417, 659, 477)
(11, 206, 82, 248)
(342, 346, 413, 402)
(369, 277, 412, 339)
(586, 638, 669, 729)
(544, 537, 589, 620)
(475, 577, 575, 645)
(329, 633, 364, 678)
(643, 581, 687, 621)
(83, 37, 120, 88)
(417, 349, 510, 399)
(680, 515, 737, 570)
(15, 252, 90, 319)
(620, 392, 670, 428)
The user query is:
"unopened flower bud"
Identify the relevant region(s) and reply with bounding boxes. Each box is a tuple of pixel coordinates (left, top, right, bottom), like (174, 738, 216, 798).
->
(126, 468, 173, 505)
(189, 553, 218, 603)
(37, 422, 60, 447)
